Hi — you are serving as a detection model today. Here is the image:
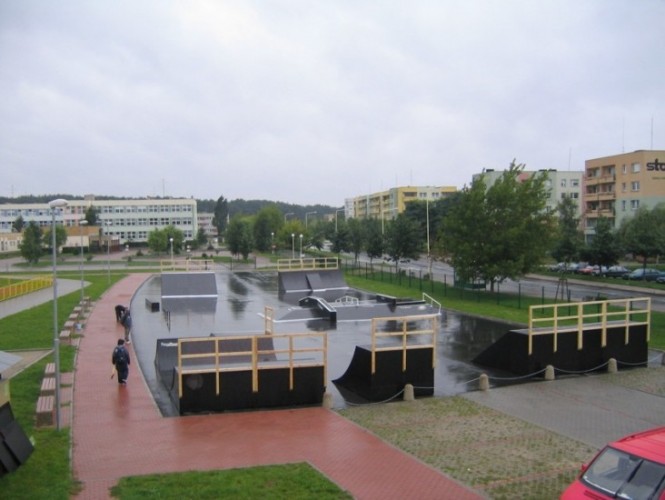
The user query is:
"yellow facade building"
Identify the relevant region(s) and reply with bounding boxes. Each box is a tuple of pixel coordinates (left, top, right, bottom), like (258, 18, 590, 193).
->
(584, 150, 665, 239)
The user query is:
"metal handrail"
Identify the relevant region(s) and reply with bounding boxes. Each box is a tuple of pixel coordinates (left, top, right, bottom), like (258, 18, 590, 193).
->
(0, 275, 53, 302)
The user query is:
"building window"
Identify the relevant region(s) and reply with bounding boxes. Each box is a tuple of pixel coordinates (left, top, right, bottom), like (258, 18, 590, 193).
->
(622, 183, 626, 192)
(571, 179, 579, 187)
(632, 162, 641, 173)
(560, 179, 567, 187)
(570, 192, 579, 199)
(621, 200, 626, 211)
(631, 181, 640, 192)
(622, 164, 627, 174)
(631, 200, 640, 210)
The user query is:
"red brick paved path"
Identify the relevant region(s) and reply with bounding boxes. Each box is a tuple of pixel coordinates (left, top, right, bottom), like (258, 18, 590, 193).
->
(72, 274, 483, 499)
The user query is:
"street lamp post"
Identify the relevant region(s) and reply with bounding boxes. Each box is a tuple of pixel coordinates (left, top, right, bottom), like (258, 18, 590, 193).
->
(305, 211, 317, 229)
(169, 237, 174, 263)
(79, 219, 88, 304)
(271, 232, 274, 254)
(284, 212, 294, 222)
(299, 234, 303, 258)
(106, 221, 111, 284)
(335, 208, 344, 232)
(49, 198, 68, 431)
(291, 233, 295, 259)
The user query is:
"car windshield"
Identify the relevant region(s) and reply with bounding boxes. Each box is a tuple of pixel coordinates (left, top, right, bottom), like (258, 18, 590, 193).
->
(582, 447, 665, 499)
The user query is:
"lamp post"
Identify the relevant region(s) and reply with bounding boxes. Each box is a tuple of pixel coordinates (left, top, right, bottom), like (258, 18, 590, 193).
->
(299, 233, 303, 258)
(305, 211, 317, 229)
(169, 237, 174, 263)
(105, 221, 111, 284)
(271, 232, 274, 254)
(291, 233, 295, 259)
(426, 197, 433, 276)
(49, 198, 68, 431)
(284, 212, 294, 222)
(335, 208, 344, 232)
(78, 219, 88, 304)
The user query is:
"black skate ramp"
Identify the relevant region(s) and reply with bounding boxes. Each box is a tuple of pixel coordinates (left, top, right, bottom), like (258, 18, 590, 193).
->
(333, 346, 434, 401)
(278, 269, 348, 294)
(161, 272, 217, 298)
(155, 334, 325, 414)
(473, 323, 649, 376)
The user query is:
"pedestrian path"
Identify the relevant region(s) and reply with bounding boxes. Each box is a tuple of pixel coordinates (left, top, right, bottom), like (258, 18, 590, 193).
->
(72, 274, 483, 500)
(464, 372, 665, 449)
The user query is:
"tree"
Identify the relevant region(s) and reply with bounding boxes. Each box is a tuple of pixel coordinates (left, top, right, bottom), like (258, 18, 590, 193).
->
(441, 161, 556, 290)
(146, 226, 184, 255)
(43, 225, 68, 254)
(346, 218, 365, 261)
(253, 205, 283, 252)
(364, 218, 384, 263)
(84, 206, 99, 226)
(584, 216, 621, 268)
(619, 207, 665, 275)
(551, 196, 584, 268)
(212, 196, 229, 239)
(147, 229, 168, 255)
(12, 215, 25, 233)
(384, 214, 421, 268)
(226, 216, 253, 259)
(195, 227, 208, 248)
(330, 220, 351, 254)
(19, 221, 43, 264)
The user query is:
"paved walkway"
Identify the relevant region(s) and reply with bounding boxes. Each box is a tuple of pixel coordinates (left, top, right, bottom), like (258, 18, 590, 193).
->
(72, 274, 482, 499)
(464, 374, 665, 450)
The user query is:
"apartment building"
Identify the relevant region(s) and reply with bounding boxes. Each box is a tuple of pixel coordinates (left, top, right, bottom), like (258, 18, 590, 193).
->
(473, 168, 585, 217)
(0, 196, 198, 246)
(346, 185, 457, 221)
(584, 150, 665, 240)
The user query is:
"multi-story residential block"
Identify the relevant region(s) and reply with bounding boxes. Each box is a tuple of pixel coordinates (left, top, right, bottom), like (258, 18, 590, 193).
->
(346, 185, 457, 221)
(472, 168, 585, 217)
(584, 150, 665, 240)
(0, 196, 198, 247)
(197, 212, 218, 242)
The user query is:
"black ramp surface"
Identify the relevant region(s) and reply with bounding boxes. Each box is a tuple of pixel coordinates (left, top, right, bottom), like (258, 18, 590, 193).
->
(473, 324, 649, 375)
(161, 272, 217, 297)
(333, 346, 434, 401)
(278, 269, 349, 293)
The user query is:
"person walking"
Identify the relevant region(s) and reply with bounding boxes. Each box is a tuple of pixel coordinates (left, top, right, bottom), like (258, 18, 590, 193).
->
(111, 339, 130, 385)
(120, 308, 132, 343)
(115, 304, 127, 322)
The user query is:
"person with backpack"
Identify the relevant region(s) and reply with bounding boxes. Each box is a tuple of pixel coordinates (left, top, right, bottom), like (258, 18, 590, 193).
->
(112, 339, 130, 385)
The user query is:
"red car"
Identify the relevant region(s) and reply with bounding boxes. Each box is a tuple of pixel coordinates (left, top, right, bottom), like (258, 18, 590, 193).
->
(561, 426, 665, 499)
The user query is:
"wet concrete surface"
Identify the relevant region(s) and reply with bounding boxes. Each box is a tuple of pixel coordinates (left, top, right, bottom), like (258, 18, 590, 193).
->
(128, 271, 517, 416)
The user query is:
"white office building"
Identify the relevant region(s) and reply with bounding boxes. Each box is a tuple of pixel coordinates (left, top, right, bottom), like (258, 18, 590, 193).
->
(0, 196, 198, 246)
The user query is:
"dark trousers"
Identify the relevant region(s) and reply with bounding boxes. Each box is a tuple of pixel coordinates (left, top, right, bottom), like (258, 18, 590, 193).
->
(116, 364, 129, 383)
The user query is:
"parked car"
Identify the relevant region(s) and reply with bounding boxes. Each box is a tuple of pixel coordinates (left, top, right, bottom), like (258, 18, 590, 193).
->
(623, 268, 663, 281)
(602, 265, 629, 278)
(579, 265, 607, 276)
(561, 426, 665, 499)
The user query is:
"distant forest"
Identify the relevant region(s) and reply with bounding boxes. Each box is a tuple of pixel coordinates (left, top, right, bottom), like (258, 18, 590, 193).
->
(0, 195, 338, 219)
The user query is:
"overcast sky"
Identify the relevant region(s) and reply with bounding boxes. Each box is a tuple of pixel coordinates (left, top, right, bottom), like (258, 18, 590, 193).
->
(2, 1, 664, 206)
